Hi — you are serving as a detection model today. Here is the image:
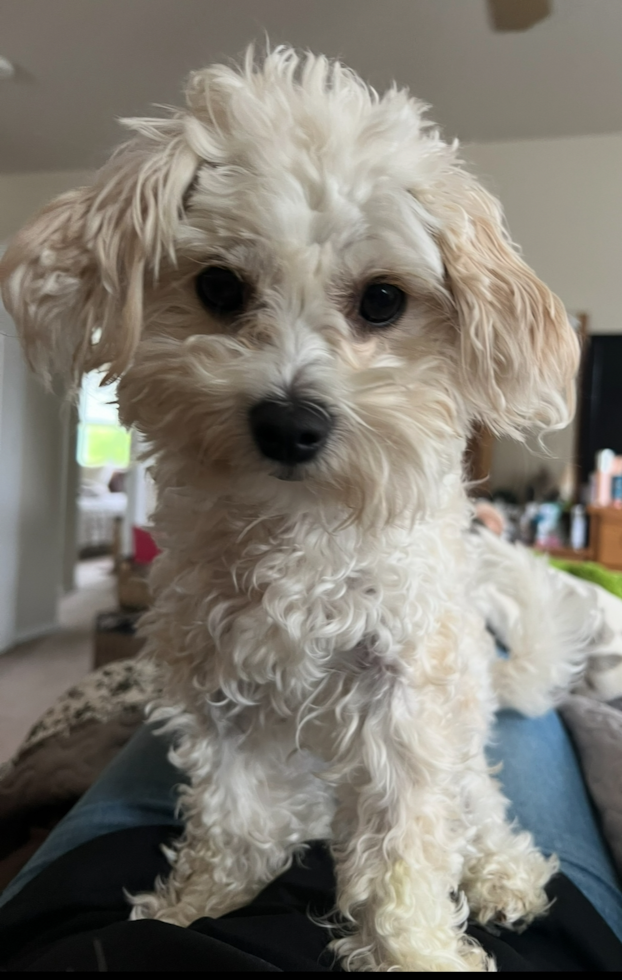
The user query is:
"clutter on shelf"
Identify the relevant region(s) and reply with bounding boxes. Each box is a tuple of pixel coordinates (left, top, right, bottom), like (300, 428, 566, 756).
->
(483, 448, 622, 564)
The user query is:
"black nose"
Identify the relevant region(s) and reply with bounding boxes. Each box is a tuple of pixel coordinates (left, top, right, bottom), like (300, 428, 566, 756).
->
(249, 398, 333, 465)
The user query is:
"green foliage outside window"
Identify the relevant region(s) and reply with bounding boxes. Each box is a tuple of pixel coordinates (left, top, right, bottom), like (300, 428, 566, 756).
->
(78, 423, 131, 467)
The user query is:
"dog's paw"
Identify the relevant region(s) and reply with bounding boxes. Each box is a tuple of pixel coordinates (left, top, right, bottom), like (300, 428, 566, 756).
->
(331, 932, 495, 972)
(458, 936, 497, 973)
(465, 849, 557, 929)
(127, 888, 197, 927)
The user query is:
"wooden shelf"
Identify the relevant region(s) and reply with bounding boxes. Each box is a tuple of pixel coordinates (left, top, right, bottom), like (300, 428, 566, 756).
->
(587, 505, 622, 522)
(535, 545, 593, 561)
(585, 506, 622, 571)
(534, 509, 622, 570)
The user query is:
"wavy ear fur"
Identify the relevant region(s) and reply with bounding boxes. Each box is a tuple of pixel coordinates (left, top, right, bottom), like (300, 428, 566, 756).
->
(0, 118, 199, 388)
(432, 170, 580, 437)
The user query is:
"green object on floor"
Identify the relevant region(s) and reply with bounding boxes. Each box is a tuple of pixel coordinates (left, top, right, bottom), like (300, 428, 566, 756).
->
(549, 558, 622, 600)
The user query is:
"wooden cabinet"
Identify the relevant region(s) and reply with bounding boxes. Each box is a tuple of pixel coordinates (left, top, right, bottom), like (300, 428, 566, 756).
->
(587, 507, 622, 570)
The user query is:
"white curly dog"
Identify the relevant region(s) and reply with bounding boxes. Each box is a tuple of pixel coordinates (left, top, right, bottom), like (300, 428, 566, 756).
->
(1, 48, 583, 971)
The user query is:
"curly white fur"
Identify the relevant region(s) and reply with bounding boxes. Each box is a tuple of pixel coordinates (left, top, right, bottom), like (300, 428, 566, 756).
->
(471, 528, 602, 716)
(1, 47, 581, 972)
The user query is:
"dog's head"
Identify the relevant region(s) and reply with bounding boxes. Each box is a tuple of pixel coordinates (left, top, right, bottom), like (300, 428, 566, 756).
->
(0, 48, 578, 523)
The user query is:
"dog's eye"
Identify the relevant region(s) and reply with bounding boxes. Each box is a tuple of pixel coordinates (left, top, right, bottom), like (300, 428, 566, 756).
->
(359, 282, 406, 328)
(196, 266, 246, 316)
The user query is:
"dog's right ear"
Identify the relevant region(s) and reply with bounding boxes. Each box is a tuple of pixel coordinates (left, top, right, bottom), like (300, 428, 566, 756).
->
(0, 118, 199, 388)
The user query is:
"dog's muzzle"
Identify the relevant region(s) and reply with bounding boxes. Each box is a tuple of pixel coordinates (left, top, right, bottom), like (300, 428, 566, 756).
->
(249, 398, 333, 465)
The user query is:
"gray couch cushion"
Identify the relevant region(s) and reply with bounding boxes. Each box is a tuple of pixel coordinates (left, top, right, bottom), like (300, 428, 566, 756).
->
(559, 695, 622, 878)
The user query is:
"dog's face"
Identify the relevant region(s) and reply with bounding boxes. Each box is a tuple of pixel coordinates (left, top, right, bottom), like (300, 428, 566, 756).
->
(0, 49, 579, 523)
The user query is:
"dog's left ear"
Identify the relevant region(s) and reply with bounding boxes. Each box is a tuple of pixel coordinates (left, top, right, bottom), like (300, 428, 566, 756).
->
(433, 171, 579, 436)
(0, 117, 199, 388)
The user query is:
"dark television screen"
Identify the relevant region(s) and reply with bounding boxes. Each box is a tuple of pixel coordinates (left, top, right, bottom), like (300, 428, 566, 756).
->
(579, 335, 622, 484)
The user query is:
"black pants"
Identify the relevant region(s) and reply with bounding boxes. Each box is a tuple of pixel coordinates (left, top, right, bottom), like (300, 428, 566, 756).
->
(1, 825, 621, 971)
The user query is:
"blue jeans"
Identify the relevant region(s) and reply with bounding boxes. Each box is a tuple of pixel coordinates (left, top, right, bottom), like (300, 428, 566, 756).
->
(2, 710, 621, 942)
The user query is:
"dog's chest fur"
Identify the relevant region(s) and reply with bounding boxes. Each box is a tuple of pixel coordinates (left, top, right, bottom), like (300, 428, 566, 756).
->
(143, 478, 485, 730)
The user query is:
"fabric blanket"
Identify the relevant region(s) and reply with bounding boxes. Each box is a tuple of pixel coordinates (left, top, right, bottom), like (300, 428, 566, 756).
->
(0, 660, 157, 891)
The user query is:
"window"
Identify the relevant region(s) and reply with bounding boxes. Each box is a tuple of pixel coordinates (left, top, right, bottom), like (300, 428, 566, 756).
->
(77, 370, 131, 468)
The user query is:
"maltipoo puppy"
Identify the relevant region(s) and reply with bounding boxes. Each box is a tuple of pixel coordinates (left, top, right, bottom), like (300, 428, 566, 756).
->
(1, 48, 579, 971)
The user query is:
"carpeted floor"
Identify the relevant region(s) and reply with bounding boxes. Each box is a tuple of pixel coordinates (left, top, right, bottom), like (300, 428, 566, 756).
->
(0, 557, 116, 764)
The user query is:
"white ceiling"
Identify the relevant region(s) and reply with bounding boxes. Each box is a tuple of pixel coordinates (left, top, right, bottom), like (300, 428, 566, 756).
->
(2, 0, 622, 173)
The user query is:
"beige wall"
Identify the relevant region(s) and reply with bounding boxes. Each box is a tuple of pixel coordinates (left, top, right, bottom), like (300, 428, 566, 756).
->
(0, 171, 90, 651)
(0, 278, 68, 650)
(0, 169, 92, 241)
(465, 133, 622, 496)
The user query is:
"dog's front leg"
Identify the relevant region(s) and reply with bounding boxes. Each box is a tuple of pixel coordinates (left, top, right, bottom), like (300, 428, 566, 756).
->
(461, 756, 556, 929)
(129, 721, 331, 927)
(328, 680, 493, 973)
